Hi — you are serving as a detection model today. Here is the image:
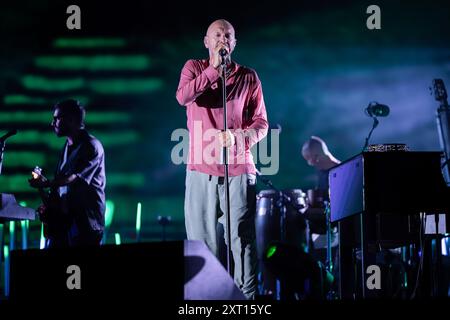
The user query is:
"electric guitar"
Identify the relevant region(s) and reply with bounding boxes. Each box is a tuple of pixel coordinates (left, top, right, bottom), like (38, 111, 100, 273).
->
(31, 166, 63, 239)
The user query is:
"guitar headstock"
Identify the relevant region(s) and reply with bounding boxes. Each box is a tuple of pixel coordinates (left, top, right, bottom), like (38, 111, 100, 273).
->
(431, 79, 448, 105)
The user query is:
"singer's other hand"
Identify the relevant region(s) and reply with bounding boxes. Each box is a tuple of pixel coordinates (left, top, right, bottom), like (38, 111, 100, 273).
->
(217, 129, 235, 148)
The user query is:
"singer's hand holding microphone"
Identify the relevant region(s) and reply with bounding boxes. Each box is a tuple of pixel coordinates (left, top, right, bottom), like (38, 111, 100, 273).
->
(212, 42, 229, 68)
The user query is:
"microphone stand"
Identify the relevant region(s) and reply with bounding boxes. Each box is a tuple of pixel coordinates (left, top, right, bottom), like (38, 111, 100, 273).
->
(0, 141, 6, 175)
(0, 130, 18, 175)
(362, 116, 379, 152)
(435, 94, 450, 185)
(221, 57, 233, 276)
(323, 201, 335, 276)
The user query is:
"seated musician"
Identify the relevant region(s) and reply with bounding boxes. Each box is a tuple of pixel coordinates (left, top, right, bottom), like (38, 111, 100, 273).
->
(301, 136, 340, 261)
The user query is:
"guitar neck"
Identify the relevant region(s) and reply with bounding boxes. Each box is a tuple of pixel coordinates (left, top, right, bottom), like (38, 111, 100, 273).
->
(37, 187, 50, 206)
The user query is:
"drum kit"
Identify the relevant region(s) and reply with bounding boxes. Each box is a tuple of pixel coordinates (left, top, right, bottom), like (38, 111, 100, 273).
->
(255, 176, 335, 298)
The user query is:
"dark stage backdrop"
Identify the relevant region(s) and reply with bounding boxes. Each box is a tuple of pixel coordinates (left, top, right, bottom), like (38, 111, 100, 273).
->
(0, 0, 449, 244)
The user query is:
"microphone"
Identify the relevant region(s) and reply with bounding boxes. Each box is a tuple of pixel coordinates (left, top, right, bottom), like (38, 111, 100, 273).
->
(365, 101, 390, 117)
(0, 129, 18, 143)
(219, 48, 228, 57)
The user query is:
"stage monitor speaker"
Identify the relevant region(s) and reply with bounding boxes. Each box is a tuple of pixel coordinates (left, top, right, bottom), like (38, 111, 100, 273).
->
(8, 240, 245, 301)
(9, 241, 184, 301)
(184, 240, 245, 300)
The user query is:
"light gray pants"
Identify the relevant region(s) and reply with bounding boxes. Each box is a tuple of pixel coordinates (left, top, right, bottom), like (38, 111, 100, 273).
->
(184, 169, 257, 299)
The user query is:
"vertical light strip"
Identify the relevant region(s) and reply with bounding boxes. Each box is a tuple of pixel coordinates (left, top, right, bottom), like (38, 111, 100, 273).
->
(442, 237, 449, 256)
(40, 224, 46, 249)
(4, 245, 9, 297)
(20, 221, 28, 250)
(115, 233, 121, 245)
(0, 224, 3, 290)
(9, 222, 15, 251)
(102, 200, 115, 245)
(136, 202, 142, 242)
(105, 200, 115, 229)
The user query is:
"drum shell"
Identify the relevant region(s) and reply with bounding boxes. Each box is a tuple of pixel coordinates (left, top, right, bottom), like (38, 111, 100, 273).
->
(255, 190, 307, 260)
(255, 189, 307, 295)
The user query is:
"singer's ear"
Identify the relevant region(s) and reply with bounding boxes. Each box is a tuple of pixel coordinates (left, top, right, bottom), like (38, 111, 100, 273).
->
(203, 35, 209, 49)
(230, 38, 237, 53)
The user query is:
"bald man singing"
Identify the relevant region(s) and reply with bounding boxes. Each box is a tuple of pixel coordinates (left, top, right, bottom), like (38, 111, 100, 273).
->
(176, 19, 268, 299)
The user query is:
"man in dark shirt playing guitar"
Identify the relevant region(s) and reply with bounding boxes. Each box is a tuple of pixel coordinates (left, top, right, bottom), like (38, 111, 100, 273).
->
(29, 99, 106, 248)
